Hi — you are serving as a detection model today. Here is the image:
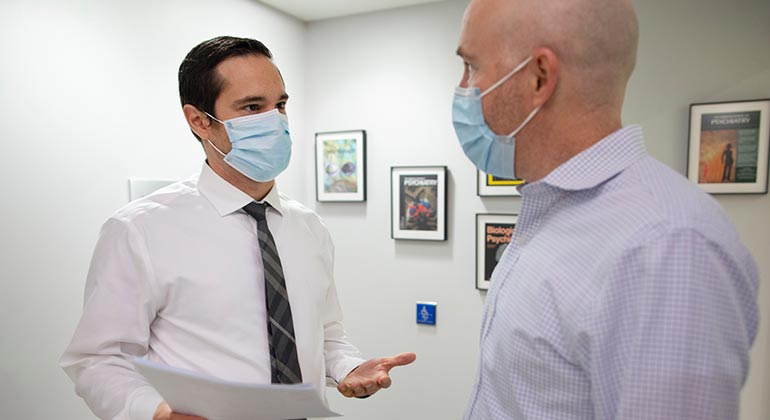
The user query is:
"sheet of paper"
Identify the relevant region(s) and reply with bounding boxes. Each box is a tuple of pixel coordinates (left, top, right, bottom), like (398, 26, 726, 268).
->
(132, 358, 341, 420)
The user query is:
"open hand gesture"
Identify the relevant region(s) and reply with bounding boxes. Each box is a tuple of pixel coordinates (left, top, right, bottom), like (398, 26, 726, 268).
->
(337, 352, 416, 398)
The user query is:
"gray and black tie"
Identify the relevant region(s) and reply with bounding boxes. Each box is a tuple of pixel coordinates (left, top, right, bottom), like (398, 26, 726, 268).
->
(243, 202, 303, 386)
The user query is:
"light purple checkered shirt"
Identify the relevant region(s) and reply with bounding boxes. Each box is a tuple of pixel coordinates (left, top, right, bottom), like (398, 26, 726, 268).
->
(465, 125, 759, 420)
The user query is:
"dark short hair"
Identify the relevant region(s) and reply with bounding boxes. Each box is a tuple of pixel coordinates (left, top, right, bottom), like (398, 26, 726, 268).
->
(178, 36, 273, 141)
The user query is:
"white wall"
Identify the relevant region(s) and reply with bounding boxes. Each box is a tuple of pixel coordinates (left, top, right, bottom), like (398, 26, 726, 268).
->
(303, 1, 770, 419)
(303, 2, 484, 418)
(0, 0, 306, 418)
(1, 0, 768, 419)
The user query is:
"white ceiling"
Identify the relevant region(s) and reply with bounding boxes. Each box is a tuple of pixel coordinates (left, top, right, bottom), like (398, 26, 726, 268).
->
(258, 0, 450, 22)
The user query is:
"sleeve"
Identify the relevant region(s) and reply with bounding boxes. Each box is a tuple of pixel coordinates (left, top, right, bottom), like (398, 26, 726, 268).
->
(585, 227, 759, 420)
(59, 218, 164, 420)
(318, 228, 366, 383)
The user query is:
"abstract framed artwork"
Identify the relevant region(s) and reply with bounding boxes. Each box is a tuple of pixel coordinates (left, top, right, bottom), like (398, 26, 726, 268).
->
(315, 130, 366, 202)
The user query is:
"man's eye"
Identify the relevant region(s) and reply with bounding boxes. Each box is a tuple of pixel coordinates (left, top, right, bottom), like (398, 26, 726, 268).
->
(245, 104, 260, 112)
(276, 101, 287, 110)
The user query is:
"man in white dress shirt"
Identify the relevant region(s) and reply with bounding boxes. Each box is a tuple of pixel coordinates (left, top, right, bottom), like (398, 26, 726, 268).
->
(61, 36, 415, 420)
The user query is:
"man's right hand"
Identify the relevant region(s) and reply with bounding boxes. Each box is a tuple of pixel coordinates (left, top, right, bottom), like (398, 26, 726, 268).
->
(153, 402, 207, 420)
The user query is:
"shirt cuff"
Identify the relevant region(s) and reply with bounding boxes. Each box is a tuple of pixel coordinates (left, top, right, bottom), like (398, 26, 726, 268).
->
(127, 386, 164, 420)
(329, 356, 367, 383)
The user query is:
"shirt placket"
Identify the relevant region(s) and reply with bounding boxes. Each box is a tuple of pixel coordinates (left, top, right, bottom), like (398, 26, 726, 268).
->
(468, 187, 565, 419)
(480, 188, 560, 342)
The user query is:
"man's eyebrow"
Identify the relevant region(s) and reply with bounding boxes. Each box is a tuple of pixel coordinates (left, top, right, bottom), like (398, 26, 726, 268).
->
(233, 96, 266, 106)
(232, 93, 289, 106)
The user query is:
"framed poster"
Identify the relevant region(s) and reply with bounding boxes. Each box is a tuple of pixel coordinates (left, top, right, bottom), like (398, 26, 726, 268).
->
(315, 130, 366, 202)
(391, 166, 447, 241)
(687, 99, 769, 194)
(477, 170, 524, 196)
(475, 213, 517, 290)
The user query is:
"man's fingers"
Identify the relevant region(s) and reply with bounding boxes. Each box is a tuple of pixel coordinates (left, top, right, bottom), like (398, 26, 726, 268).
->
(337, 383, 354, 398)
(336, 353, 414, 399)
(377, 375, 392, 389)
(339, 381, 365, 398)
(346, 377, 383, 397)
(385, 352, 417, 369)
(170, 414, 207, 420)
(352, 383, 368, 397)
(154, 401, 207, 420)
(363, 381, 379, 395)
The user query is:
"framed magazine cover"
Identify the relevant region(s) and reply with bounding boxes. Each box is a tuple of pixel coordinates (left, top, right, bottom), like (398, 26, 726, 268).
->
(475, 213, 517, 290)
(391, 166, 447, 241)
(477, 170, 524, 196)
(315, 130, 366, 202)
(687, 99, 769, 194)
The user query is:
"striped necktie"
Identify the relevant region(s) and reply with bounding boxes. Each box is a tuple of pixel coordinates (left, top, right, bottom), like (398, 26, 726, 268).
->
(243, 201, 303, 385)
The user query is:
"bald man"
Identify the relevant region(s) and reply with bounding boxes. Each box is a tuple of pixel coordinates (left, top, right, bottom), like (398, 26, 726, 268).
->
(452, 1, 759, 419)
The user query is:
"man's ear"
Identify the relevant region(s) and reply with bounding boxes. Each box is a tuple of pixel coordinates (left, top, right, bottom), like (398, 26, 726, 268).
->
(531, 47, 559, 108)
(183, 104, 212, 140)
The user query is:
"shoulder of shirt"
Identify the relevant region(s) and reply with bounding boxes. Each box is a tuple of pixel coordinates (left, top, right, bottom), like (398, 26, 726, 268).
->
(107, 174, 201, 226)
(276, 191, 332, 239)
(609, 155, 747, 256)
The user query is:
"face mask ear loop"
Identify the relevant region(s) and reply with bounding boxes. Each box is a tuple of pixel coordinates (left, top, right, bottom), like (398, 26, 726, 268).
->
(204, 112, 228, 158)
(508, 106, 541, 138)
(204, 111, 224, 125)
(480, 56, 533, 98)
(207, 139, 227, 157)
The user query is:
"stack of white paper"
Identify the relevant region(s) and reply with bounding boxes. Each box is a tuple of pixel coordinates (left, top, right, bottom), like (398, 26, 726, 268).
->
(132, 358, 342, 420)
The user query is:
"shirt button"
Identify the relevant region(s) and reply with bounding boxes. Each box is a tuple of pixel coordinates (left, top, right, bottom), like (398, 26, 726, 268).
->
(517, 234, 529, 246)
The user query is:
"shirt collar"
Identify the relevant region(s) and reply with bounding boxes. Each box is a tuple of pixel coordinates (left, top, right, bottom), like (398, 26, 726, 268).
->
(534, 125, 646, 192)
(197, 163, 284, 217)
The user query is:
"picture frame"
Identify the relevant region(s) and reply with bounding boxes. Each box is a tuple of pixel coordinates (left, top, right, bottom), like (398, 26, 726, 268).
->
(391, 166, 448, 241)
(477, 170, 524, 196)
(687, 99, 769, 194)
(315, 130, 367, 202)
(475, 213, 517, 290)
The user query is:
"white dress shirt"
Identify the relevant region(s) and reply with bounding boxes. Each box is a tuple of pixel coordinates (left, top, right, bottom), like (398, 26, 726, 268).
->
(61, 163, 365, 420)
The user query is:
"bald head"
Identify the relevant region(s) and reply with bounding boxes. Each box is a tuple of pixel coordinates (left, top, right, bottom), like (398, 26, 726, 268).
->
(460, 0, 638, 108)
(456, 0, 640, 182)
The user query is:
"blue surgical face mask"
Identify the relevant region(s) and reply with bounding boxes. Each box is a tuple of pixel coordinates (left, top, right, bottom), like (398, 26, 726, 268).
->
(452, 56, 540, 179)
(205, 108, 292, 182)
